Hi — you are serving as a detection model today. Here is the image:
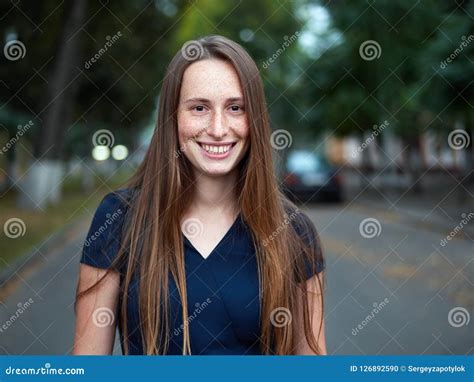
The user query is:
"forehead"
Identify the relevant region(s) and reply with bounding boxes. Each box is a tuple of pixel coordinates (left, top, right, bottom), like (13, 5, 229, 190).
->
(180, 59, 243, 100)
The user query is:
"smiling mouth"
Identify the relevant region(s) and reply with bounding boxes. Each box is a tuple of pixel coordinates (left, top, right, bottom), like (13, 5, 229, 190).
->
(197, 142, 237, 155)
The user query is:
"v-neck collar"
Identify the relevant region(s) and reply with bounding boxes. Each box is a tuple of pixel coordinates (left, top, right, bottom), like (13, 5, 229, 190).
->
(182, 213, 241, 261)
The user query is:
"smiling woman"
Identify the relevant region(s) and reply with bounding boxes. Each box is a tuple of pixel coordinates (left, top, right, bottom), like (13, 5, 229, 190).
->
(177, 58, 249, 175)
(73, 35, 326, 356)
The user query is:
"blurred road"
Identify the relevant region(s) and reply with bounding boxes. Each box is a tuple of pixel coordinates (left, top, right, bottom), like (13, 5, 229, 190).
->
(305, 199, 473, 355)
(0, 198, 472, 355)
(0, 218, 123, 356)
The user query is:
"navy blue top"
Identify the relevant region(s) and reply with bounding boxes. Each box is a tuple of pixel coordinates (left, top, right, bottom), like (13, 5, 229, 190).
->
(80, 189, 324, 355)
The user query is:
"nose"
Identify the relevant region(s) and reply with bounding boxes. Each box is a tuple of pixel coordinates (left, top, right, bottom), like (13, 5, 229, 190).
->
(206, 109, 229, 139)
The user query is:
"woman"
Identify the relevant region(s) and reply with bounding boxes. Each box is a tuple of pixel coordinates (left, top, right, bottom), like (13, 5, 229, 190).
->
(73, 35, 326, 355)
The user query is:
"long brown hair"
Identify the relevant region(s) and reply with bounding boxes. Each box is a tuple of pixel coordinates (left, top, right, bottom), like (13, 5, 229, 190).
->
(76, 35, 325, 355)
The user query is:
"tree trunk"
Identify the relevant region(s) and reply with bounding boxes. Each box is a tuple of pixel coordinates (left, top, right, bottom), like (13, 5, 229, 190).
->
(18, 1, 87, 210)
(401, 134, 423, 195)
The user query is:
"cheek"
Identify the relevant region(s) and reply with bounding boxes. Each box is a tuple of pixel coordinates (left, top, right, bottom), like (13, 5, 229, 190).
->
(177, 112, 199, 146)
(240, 121, 251, 153)
(234, 119, 250, 140)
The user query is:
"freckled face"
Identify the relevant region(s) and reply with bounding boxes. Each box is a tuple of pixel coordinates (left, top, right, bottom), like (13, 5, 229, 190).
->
(177, 59, 249, 177)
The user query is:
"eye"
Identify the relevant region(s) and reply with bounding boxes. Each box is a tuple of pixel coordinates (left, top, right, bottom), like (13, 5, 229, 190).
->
(229, 104, 244, 112)
(192, 105, 207, 112)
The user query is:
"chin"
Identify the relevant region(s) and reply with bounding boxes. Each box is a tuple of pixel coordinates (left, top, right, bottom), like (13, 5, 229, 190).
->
(199, 163, 236, 177)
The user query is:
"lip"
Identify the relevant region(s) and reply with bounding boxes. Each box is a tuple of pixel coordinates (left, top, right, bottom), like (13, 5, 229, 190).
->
(196, 141, 237, 146)
(196, 141, 237, 160)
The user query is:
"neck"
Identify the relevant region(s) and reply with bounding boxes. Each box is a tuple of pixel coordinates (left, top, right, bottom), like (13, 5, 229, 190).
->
(190, 169, 239, 216)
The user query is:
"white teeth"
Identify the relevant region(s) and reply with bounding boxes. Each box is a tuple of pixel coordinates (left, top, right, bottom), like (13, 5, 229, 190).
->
(200, 143, 232, 154)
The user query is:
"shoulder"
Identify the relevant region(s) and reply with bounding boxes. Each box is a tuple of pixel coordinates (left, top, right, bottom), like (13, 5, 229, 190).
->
(282, 199, 325, 279)
(88, 187, 135, 240)
(282, 200, 320, 247)
(97, 188, 135, 213)
(80, 188, 135, 270)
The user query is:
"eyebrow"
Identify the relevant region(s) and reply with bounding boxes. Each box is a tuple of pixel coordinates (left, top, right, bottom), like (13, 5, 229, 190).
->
(183, 97, 244, 104)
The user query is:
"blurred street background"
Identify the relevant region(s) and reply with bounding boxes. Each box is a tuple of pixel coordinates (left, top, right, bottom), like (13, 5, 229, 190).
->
(0, 0, 472, 355)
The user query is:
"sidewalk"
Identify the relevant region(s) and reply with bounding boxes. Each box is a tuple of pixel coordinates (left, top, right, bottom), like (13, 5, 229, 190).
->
(0, 215, 122, 355)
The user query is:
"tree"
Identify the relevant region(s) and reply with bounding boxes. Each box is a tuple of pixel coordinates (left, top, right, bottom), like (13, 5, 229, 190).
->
(0, 0, 190, 209)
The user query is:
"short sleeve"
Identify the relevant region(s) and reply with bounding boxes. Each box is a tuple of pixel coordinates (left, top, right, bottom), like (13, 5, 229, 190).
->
(289, 209, 325, 281)
(80, 191, 128, 271)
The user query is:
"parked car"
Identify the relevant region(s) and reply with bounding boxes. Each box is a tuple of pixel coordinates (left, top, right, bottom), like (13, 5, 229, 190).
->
(281, 150, 343, 203)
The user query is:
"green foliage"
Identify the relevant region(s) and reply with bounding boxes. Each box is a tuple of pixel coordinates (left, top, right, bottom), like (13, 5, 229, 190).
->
(305, 0, 472, 139)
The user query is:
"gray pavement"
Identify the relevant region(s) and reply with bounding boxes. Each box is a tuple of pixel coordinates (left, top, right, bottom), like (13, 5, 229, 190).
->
(303, 200, 473, 355)
(0, 219, 122, 355)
